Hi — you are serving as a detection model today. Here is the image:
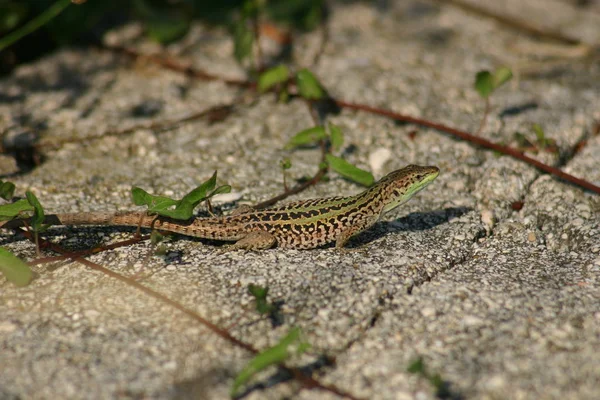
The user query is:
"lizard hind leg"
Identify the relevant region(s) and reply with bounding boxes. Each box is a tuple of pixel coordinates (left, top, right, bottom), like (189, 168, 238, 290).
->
(229, 231, 277, 250)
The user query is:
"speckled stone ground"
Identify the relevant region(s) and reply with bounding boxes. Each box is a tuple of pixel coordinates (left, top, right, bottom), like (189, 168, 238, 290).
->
(1, 1, 599, 399)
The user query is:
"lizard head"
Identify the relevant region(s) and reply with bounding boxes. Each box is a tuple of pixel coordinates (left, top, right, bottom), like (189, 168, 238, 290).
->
(378, 164, 440, 213)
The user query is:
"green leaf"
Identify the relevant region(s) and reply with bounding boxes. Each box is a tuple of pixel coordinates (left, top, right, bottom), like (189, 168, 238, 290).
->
(0, 199, 33, 221)
(233, 20, 253, 63)
(325, 154, 374, 186)
(474, 71, 494, 98)
(285, 126, 327, 149)
(0, 247, 32, 287)
(179, 171, 218, 205)
(131, 172, 228, 220)
(25, 191, 45, 232)
(0, 181, 16, 201)
(475, 67, 512, 98)
(153, 203, 195, 220)
(258, 65, 290, 92)
(209, 185, 232, 198)
(231, 327, 310, 396)
(133, 0, 190, 44)
(492, 67, 512, 89)
(131, 187, 178, 210)
(328, 123, 344, 151)
(295, 69, 325, 100)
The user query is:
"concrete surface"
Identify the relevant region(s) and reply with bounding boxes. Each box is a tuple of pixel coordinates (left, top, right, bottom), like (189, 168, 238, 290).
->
(1, 0, 599, 399)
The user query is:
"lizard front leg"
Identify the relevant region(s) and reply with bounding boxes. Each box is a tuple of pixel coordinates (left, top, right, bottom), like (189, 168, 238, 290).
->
(335, 215, 379, 249)
(229, 230, 277, 250)
(335, 225, 364, 249)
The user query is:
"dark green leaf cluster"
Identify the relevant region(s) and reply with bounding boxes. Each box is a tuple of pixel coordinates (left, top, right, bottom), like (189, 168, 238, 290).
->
(1, 0, 325, 71)
(131, 171, 231, 220)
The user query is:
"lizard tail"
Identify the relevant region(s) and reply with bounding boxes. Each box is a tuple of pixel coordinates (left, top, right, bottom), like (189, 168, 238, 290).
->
(0, 212, 157, 230)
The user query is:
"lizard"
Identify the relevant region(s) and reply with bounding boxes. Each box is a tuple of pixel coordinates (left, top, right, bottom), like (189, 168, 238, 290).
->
(0, 164, 439, 250)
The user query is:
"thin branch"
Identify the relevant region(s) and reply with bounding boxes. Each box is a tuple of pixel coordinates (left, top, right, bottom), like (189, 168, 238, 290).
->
(334, 99, 600, 194)
(33, 103, 236, 151)
(19, 230, 361, 399)
(27, 235, 150, 266)
(253, 167, 328, 210)
(251, 8, 263, 72)
(253, 99, 329, 209)
(435, 0, 584, 46)
(102, 43, 253, 88)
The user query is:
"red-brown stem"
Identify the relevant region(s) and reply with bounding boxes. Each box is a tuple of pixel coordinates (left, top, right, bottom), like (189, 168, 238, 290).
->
(22, 231, 361, 399)
(101, 44, 600, 195)
(334, 99, 600, 194)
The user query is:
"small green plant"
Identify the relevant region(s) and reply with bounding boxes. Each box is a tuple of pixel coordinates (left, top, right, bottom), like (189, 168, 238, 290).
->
(279, 158, 292, 190)
(131, 171, 231, 220)
(247, 283, 283, 326)
(25, 191, 51, 253)
(474, 67, 512, 99)
(0, 186, 51, 255)
(257, 65, 327, 103)
(407, 357, 452, 399)
(0, 182, 44, 285)
(248, 283, 276, 315)
(286, 123, 375, 186)
(231, 326, 310, 397)
(513, 124, 558, 154)
(474, 66, 513, 135)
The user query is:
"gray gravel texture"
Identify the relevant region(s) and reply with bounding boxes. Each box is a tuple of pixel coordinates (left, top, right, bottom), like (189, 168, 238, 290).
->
(1, 1, 599, 399)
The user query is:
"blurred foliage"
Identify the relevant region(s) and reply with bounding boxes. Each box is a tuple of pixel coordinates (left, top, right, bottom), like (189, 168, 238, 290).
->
(0, 0, 325, 75)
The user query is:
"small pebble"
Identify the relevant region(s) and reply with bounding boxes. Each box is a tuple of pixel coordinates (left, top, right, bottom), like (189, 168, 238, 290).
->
(368, 148, 391, 173)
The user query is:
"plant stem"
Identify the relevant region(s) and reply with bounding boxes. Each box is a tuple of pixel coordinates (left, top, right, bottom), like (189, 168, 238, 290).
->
(0, 0, 72, 52)
(476, 97, 490, 136)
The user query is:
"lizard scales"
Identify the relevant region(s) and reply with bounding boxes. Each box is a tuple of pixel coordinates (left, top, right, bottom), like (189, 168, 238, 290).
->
(1, 165, 439, 250)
